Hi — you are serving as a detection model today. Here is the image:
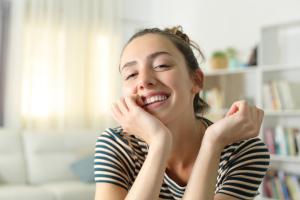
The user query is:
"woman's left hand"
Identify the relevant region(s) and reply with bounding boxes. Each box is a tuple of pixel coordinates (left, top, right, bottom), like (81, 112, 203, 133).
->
(204, 100, 264, 149)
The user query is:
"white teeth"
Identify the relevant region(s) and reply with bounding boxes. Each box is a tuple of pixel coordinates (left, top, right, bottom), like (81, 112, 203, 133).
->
(144, 95, 167, 105)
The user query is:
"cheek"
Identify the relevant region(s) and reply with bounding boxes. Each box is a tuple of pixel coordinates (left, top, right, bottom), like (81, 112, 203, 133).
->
(166, 72, 193, 94)
(122, 84, 136, 97)
(164, 76, 178, 89)
(163, 70, 181, 88)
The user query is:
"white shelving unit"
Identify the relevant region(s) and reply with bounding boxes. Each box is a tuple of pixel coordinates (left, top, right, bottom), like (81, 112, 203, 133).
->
(202, 20, 300, 200)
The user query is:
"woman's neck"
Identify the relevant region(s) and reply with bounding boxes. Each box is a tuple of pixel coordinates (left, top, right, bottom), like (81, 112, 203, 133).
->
(165, 112, 207, 171)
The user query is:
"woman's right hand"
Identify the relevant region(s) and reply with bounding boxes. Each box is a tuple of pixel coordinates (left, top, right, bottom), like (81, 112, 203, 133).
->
(111, 94, 172, 146)
(204, 100, 264, 150)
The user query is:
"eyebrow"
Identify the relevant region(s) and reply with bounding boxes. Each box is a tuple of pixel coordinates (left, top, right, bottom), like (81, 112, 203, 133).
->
(120, 51, 172, 71)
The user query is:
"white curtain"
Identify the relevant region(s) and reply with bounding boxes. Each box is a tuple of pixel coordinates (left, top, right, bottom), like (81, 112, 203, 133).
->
(4, 0, 122, 130)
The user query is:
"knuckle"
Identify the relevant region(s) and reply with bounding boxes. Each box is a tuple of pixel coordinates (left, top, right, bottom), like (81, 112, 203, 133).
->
(124, 96, 130, 102)
(238, 113, 247, 123)
(240, 100, 247, 105)
(123, 98, 129, 105)
(259, 109, 265, 116)
(118, 98, 124, 105)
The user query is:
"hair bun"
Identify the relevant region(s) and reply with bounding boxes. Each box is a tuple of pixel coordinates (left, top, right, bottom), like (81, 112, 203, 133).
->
(164, 25, 190, 43)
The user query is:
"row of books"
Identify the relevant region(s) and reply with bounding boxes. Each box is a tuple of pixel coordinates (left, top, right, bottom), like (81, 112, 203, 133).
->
(263, 80, 300, 110)
(264, 126, 300, 156)
(202, 87, 224, 109)
(264, 170, 300, 200)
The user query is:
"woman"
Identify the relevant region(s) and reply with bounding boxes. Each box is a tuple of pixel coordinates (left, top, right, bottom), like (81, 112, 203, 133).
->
(94, 26, 270, 200)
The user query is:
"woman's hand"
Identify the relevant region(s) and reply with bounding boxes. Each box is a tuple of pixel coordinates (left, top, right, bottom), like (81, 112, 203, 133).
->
(204, 100, 264, 149)
(111, 94, 172, 146)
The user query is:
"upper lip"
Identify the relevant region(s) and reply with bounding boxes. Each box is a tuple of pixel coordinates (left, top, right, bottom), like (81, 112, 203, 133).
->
(140, 91, 170, 105)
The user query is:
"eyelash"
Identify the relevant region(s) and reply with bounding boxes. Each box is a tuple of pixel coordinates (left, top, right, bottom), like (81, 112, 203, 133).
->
(124, 65, 170, 80)
(154, 64, 169, 69)
(125, 73, 137, 80)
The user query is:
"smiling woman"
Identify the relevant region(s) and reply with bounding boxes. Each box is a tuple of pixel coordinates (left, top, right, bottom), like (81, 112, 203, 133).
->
(94, 26, 270, 200)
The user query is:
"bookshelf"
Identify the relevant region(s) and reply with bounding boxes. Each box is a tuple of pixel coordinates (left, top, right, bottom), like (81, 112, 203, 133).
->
(202, 20, 300, 200)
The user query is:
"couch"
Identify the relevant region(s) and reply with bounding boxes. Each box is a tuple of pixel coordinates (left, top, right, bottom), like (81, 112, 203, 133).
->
(0, 129, 99, 200)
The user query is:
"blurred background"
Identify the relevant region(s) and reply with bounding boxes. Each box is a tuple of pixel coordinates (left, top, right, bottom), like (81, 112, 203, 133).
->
(0, 0, 300, 200)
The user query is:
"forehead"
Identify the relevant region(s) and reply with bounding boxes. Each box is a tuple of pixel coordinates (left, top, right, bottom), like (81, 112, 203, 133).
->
(120, 34, 182, 64)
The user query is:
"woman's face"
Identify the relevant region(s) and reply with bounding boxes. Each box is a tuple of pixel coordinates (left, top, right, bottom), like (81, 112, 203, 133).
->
(120, 34, 201, 124)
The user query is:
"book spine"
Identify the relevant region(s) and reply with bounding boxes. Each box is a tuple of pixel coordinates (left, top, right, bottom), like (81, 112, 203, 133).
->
(264, 127, 276, 154)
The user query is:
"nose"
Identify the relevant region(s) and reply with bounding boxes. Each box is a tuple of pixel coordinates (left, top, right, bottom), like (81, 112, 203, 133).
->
(138, 68, 156, 90)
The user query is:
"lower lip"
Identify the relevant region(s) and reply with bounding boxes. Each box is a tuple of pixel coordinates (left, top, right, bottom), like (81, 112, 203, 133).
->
(144, 98, 169, 109)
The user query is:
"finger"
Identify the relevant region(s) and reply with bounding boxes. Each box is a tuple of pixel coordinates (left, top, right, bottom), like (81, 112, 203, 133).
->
(249, 105, 256, 121)
(249, 105, 258, 132)
(110, 109, 119, 122)
(131, 94, 144, 107)
(225, 103, 239, 117)
(257, 108, 264, 130)
(125, 95, 141, 110)
(226, 100, 248, 117)
(136, 95, 144, 107)
(116, 98, 129, 114)
(235, 100, 250, 118)
(111, 103, 122, 121)
(248, 106, 263, 137)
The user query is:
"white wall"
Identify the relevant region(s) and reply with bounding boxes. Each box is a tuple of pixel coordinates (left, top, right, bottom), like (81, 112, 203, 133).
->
(123, 0, 300, 64)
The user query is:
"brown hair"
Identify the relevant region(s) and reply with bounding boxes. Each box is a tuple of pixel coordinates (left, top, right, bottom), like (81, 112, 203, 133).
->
(124, 26, 209, 115)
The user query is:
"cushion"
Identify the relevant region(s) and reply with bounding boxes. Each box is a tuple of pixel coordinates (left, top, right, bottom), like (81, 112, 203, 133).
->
(41, 181, 95, 200)
(22, 130, 99, 184)
(0, 185, 54, 200)
(0, 129, 27, 184)
(70, 155, 94, 183)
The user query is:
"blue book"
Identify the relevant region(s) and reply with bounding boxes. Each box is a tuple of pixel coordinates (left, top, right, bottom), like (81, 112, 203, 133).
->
(278, 171, 291, 200)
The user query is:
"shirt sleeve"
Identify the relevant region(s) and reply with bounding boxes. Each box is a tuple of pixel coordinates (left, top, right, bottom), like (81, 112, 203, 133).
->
(94, 130, 132, 190)
(216, 137, 270, 200)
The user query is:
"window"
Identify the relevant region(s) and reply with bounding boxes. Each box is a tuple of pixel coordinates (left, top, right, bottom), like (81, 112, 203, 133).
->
(0, 0, 10, 126)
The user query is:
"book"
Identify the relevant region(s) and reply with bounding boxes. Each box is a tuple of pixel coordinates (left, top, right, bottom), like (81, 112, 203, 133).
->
(203, 87, 224, 109)
(286, 175, 300, 200)
(284, 128, 292, 156)
(289, 82, 300, 108)
(271, 177, 279, 199)
(271, 81, 282, 110)
(295, 128, 300, 156)
(286, 128, 296, 156)
(278, 171, 291, 200)
(277, 80, 295, 109)
(263, 178, 273, 197)
(263, 84, 273, 109)
(275, 125, 288, 155)
(274, 176, 285, 200)
(263, 80, 300, 110)
(264, 127, 276, 154)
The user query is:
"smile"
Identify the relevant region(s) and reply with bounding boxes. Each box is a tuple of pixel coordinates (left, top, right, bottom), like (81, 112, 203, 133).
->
(143, 94, 170, 107)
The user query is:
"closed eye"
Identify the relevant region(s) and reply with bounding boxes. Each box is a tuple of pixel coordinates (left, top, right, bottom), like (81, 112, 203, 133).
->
(125, 73, 137, 80)
(154, 64, 170, 71)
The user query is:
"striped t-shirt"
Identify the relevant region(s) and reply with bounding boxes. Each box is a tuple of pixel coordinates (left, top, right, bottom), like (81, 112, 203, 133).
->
(94, 118, 270, 200)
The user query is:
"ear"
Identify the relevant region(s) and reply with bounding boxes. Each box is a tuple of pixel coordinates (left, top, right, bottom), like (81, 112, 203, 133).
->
(191, 69, 204, 93)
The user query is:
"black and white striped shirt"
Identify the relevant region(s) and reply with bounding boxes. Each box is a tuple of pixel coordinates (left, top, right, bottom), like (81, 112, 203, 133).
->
(94, 118, 270, 200)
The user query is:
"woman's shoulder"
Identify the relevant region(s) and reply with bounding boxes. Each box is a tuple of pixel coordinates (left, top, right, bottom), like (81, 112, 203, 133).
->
(223, 137, 269, 155)
(220, 137, 270, 167)
(216, 137, 270, 199)
(99, 126, 127, 142)
(96, 126, 148, 154)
